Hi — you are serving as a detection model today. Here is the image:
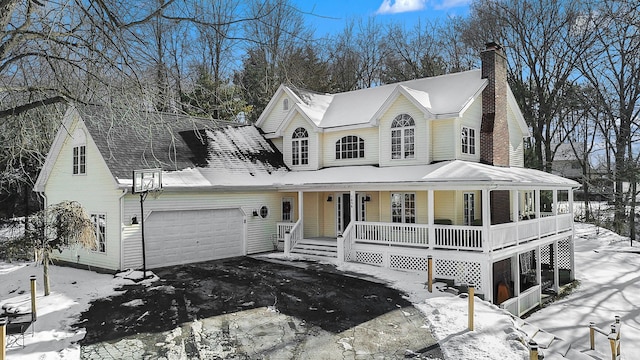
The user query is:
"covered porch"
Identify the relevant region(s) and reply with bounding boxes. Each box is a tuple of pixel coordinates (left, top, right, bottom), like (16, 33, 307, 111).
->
(273, 161, 578, 315)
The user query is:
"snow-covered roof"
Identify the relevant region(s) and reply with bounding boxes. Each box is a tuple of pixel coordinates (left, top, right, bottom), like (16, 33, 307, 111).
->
(156, 160, 578, 191)
(287, 70, 486, 129)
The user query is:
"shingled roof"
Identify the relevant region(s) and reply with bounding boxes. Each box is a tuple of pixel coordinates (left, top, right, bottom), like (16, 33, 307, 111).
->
(76, 105, 286, 181)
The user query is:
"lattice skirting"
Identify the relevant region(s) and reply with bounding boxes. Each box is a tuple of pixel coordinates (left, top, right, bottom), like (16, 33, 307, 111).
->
(349, 247, 483, 291)
(434, 258, 483, 291)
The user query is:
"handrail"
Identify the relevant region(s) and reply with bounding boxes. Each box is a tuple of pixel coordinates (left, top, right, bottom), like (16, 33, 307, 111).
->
(287, 219, 302, 252)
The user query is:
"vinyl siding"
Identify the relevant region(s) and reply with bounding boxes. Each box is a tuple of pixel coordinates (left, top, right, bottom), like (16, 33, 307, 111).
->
(379, 96, 429, 167)
(508, 106, 525, 167)
(434, 191, 455, 223)
(321, 128, 379, 167)
(302, 192, 321, 238)
(322, 192, 336, 236)
(431, 119, 456, 161)
(121, 190, 282, 270)
(260, 93, 291, 135)
(44, 116, 123, 271)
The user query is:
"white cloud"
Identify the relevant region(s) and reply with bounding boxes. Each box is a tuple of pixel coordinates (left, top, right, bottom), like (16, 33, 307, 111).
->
(376, 0, 427, 15)
(433, 0, 471, 11)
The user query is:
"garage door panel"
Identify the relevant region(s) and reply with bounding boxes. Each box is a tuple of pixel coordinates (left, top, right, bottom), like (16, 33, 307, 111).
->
(145, 209, 244, 268)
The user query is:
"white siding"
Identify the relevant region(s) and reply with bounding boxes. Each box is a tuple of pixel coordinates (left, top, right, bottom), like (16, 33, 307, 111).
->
(121, 190, 282, 270)
(44, 116, 123, 271)
(321, 127, 379, 167)
(379, 96, 429, 167)
(508, 106, 525, 167)
(260, 93, 291, 135)
(431, 119, 456, 161)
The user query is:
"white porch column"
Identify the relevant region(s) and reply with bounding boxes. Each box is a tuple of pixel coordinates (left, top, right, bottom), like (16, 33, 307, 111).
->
(512, 254, 520, 297)
(570, 236, 576, 281)
(428, 189, 435, 246)
(553, 241, 560, 293)
(483, 259, 493, 303)
(350, 190, 356, 229)
(553, 189, 558, 234)
(535, 246, 542, 305)
(535, 189, 541, 239)
(482, 188, 491, 252)
(298, 190, 304, 233)
(512, 190, 519, 245)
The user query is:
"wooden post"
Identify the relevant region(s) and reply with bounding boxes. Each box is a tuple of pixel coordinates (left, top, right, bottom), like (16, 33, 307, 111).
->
(529, 341, 538, 360)
(614, 316, 621, 356)
(589, 322, 596, 350)
(30, 275, 37, 322)
(1, 317, 6, 360)
(609, 324, 617, 360)
(468, 284, 475, 331)
(427, 256, 433, 293)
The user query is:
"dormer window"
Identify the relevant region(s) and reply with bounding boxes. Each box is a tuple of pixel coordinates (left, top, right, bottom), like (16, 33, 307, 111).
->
(462, 126, 476, 155)
(391, 114, 415, 159)
(72, 129, 87, 175)
(283, 98, 289, 111)
(336, 136, 364, 159)
(292, 127, 308, 165)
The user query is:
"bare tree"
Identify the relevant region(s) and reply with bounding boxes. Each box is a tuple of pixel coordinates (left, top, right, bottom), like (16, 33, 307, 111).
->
(576, 0, 640, 238)
(464, 0, 593, 171)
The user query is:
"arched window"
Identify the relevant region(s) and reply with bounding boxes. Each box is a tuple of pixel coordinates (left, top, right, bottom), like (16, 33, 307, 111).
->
(336, 136, 365, 159)
(292, 127, 309, 165)
(391, 114, 415, 159)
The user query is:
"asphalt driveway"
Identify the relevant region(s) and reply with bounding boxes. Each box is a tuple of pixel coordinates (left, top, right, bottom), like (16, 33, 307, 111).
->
(76, 257, 442, 359)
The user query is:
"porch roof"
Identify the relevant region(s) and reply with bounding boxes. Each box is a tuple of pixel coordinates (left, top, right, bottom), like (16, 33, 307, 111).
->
(272, 160, 579, 190)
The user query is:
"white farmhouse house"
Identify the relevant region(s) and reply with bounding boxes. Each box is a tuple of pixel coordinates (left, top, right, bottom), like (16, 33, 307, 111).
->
(35, 43, 578, 316)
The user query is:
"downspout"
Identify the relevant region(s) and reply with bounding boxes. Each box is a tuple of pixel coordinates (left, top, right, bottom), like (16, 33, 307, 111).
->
(118, 187, 129, 271)
(36, 191, 47, 264)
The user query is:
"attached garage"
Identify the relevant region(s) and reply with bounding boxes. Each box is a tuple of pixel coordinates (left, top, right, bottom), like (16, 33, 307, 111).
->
(144, 208, 245, 268)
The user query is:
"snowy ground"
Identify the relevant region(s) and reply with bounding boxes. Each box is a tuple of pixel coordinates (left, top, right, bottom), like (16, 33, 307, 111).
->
(1, 222, 638, 359)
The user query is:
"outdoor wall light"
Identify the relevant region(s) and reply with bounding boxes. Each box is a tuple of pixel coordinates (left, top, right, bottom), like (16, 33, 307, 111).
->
(131, 216, 138, 225)
(364, 195, 371, 202)
(327, 195, 333, 202)
(252, 209, 259, 216)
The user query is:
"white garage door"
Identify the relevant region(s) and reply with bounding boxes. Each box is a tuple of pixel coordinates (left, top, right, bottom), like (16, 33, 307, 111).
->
(145, 209, 244, 268)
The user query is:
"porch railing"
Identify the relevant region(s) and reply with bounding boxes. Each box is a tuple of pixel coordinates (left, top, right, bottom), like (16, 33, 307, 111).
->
(276, 222, 295, 242)
(354, 222, 429, 247)
(434, 225, 483, 250)
(286, 219, 303, 253)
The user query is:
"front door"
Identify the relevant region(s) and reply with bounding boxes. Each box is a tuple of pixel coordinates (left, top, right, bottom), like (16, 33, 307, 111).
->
(336, 193, 366, 234)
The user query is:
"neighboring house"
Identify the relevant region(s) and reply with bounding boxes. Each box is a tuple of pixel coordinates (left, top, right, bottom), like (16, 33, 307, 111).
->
(35, 43, 578, 316)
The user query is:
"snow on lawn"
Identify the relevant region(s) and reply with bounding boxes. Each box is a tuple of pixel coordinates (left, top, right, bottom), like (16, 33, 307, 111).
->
(526, 223, 640, 359)
(1, 221, 638, 359)
(0, 263, 141, 359)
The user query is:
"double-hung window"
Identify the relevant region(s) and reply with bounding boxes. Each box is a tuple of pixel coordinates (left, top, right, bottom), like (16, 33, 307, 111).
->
(391, 114, 415, 159)
(391, 193, 416, 223)
(73, 146, 86, 174)
(461, 126, 476, 155)
(292, 127, 309, 165)
(91, 213, 106, 253)
(336, 136, 364, 159)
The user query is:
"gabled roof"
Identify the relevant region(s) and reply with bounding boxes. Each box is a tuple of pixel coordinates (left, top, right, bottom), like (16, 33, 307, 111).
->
(36, 104, 287, 191)
(270, 70, 487, 132)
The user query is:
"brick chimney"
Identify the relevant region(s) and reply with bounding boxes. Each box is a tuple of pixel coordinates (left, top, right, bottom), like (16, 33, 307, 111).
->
(480, 42, 509, 167)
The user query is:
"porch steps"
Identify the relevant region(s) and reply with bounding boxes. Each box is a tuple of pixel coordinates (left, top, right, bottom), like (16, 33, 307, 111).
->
(291, 239, 337, 258)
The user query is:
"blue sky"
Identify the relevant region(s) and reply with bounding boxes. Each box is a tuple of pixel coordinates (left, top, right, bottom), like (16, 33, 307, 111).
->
(292, 0, 471, 37)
